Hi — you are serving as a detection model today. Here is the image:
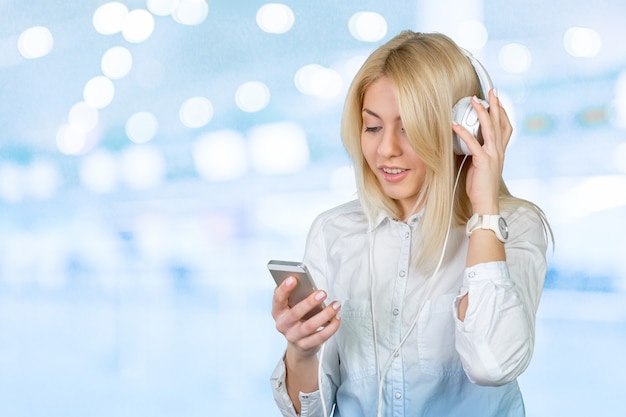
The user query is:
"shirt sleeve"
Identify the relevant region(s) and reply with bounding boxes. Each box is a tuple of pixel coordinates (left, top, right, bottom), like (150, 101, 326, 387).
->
(270, 212, 341, 416)
(453, 206, 549, 386)
(269, 347, 338, 417)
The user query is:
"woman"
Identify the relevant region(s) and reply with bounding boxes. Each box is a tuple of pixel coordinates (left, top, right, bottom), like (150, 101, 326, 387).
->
(270, 31, 551, 417)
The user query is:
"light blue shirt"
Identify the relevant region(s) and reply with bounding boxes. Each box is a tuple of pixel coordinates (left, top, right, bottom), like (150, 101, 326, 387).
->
(271, 199, 548, 417)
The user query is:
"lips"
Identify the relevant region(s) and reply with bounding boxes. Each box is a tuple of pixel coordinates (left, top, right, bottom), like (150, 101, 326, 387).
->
(379, 166, 409, 182)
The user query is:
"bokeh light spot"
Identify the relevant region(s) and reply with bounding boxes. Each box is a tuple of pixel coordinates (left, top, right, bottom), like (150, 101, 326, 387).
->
(257, 3, 295, 34)
(68, 101, 99, 133)
(101, 46, 132, 79)
(193, 130, 248, 181)
(348, 12, 387, 42)
(180, 97, 214, 128)
(126, 112, 159, 144)
(172, 0, 209, 26)
(236, 81, 271, 113)
(83, 76, 115, 109)
(93, 2, 128, 35)
(17, 26, 54, 59)
(122, 9, 155, 43)
(499, 43, 532, 73)
(563, 27, 602, 58)
(249, 122, 309, 175)
(294, 64, 343, 99)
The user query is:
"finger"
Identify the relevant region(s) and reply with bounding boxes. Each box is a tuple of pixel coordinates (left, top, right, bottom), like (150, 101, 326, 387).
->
(452, 121, 483, 156)
(289, 289, 328, 322)
(498, 105, 513, 149)
(283, 300, 341, 345)
(271, 275, 297, 320)
(293, 306, 342, 351)
(301, 300, 342, 331)
(470, 96, 496, 150)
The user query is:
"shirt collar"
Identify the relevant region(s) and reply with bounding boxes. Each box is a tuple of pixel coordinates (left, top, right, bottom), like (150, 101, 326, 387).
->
(369, 206, 425, 231)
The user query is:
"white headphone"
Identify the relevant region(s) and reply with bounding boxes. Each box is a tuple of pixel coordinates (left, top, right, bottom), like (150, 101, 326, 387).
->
(451, 50, 494, 155)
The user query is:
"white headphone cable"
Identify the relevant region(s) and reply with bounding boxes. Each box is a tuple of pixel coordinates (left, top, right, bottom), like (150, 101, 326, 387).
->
(372, 155, 469, 417)
(319, 341, 330, 417)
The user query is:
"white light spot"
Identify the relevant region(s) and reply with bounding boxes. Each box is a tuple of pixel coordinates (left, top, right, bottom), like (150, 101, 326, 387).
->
(256, 3, 295, 34)
(193, 130, 248, 181)
(79, 150, 118, 194)
(172, 0, 209, 26)
(294, 64, 343, 99)
(120, 145, 166, 189)
(68, 101, 99, 133)
(101, 46, 132, 79)
(249, 122, 309, 175)
(456, 20, 488, 50)
(180, 97, 213, 128)
(126, 112, 158, 144)
(147, 0, 179, 16)
(563, 27, 602, 58)
(236, 81, 271, 113)
(83, 76, 115, 109)
(348, 12, 387, 42)
(560, 175, 626, 220)
(17, 26, 53, 59)
(498, 43, 532, 74)
(93, 2, 129, 35)
(122, 9, 155, 43)
(56, 124, 88, 155)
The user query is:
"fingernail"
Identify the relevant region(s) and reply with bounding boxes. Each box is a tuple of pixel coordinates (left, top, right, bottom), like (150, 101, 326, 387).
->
(471, 95, 480, 104)
(284, 276, 295, 287)
(493, 88, 498, 98)
(333, 301, 342, 319)
(315, 291, 326, 301)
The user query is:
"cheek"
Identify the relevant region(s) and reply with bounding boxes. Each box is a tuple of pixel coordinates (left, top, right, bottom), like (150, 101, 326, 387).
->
(360, 136, 376, 167)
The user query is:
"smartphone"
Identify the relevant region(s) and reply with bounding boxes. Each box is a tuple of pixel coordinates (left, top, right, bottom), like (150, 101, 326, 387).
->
(267, 260, 325, 320)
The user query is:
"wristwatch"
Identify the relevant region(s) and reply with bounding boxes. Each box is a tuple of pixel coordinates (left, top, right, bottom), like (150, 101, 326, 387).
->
(466, 213, 509, 242)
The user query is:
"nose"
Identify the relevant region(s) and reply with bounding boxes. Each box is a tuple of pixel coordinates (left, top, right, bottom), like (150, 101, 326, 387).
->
(377, 129, 402, 158)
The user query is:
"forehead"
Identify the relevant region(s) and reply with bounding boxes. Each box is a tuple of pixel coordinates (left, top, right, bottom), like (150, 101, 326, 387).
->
(362, 76, 400, 115)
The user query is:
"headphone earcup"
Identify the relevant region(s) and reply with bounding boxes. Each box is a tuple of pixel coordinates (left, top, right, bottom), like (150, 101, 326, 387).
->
(451, 96, 489, 155)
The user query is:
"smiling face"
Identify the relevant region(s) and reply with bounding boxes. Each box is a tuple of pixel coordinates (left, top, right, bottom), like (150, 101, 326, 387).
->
(360, 76, 427, 219)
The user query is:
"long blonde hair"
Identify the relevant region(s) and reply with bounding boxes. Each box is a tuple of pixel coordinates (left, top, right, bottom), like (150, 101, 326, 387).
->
(341, 31, 550, 272)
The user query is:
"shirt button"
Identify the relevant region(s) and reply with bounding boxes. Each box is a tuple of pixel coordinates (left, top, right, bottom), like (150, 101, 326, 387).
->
(395, 392, 402, 399)
(404, 231, 410, 238)
(393, 308, 399, 316)
(399, 270, 406, 277)
(469, 271, 476, 278)
(394, 352, 400, 358)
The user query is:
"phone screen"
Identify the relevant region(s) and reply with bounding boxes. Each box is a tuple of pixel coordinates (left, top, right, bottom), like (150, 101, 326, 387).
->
(267, 260, 325, 320)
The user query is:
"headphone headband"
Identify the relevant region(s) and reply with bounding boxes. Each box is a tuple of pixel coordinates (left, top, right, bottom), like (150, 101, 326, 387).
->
(461, 49, 494, 97)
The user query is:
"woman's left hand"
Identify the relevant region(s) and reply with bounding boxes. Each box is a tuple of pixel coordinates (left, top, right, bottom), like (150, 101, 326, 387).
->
(452, 88, 512, 214)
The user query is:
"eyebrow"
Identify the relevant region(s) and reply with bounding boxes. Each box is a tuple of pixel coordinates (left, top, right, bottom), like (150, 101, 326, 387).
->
(362, 108, 380, 119)
(362, 108, 402, 122)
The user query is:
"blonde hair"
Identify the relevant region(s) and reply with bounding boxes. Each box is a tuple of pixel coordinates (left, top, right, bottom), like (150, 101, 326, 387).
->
(341, 31, 551, 272)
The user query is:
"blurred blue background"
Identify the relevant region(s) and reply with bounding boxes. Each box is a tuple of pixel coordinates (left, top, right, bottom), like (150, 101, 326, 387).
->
(1, 0, 625, 416)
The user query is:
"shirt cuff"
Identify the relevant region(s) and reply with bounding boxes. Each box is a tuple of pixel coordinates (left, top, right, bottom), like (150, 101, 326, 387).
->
(270, 355, 298, 417)
(270, 354, 324, 417)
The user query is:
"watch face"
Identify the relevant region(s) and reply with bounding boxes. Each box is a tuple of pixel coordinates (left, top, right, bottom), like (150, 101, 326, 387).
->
(498, 217, 509, 240)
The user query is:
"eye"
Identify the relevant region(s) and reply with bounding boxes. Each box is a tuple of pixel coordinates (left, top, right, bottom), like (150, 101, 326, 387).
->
(364, 126, 382, 133)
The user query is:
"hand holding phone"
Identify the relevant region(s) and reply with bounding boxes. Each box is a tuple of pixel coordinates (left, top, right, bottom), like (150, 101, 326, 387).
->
(267, 260, 325, 321)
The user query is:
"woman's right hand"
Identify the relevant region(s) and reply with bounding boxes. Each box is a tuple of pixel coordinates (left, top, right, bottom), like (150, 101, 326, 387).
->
(272, 275, 342, 360)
